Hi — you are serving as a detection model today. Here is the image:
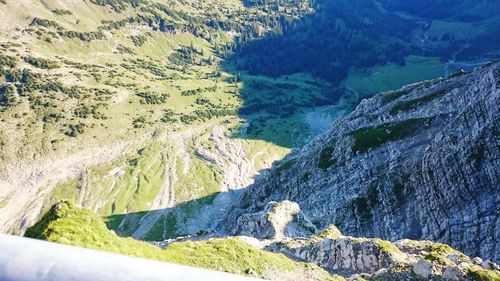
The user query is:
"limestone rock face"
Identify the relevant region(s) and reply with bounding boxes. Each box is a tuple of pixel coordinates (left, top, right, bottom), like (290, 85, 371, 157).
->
(232, 200, 317, 239)
(222, 200, 500, 280)
(221, 62, 500, 262)
(269, 235, 406, 276)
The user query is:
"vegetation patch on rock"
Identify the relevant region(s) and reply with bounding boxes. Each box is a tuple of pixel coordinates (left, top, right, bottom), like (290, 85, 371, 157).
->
(389, 88, 449, 115)
(318, 144, 336, 170)
(350, 118, 428, 153)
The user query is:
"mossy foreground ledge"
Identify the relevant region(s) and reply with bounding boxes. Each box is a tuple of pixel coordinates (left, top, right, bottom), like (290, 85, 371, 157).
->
(24, 201, 339, 281)
(26, 201, 500, 281)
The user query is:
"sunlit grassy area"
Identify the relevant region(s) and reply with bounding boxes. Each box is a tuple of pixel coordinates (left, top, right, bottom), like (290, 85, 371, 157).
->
(25, 201, 341, 280)
(341, 56, 445, 96)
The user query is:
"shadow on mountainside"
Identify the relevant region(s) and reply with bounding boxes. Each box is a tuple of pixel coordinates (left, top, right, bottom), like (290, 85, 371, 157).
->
(222, 0, 417, 148)
(221, 0, 500, 148)
(105, 189, 247, 241)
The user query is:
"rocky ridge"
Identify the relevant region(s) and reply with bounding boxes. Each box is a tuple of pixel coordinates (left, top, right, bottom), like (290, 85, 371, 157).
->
(221, 62, 500, 263)
(219, 200, 500, 280)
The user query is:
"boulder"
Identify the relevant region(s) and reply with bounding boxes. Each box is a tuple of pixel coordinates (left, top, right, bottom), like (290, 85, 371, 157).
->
(413, 260, 433, 279)
(442, 266, 464, 280)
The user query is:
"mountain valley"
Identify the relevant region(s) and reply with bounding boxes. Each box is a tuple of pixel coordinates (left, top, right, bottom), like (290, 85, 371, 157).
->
(0, 0, 499, 280)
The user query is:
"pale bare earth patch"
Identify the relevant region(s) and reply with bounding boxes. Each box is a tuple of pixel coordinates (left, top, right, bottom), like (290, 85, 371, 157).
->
(0, 140, 135, 234)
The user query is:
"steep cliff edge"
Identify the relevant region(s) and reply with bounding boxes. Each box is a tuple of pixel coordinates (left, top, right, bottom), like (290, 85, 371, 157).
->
(222, 62, 500, 262)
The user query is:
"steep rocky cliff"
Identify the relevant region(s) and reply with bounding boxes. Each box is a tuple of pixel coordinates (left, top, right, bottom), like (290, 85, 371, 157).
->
(222, 62, 500, 262)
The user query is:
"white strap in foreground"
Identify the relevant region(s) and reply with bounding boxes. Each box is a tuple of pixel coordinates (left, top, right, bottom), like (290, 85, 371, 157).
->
(0, 234, 263, 281)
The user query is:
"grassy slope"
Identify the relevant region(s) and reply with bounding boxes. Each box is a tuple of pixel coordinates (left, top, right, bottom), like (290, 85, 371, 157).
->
(25, 201, 341, 281)
(1, 0, 494, 240)
(0, 0, 311, 237)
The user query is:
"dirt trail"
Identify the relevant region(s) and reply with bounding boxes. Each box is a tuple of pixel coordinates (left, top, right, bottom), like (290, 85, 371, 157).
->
(154, 152, 177, 209)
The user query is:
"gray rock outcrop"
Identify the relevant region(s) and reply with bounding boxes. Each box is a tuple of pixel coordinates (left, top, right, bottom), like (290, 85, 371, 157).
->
(232, 200, 317, 239)
(218, 198, 499, 279)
